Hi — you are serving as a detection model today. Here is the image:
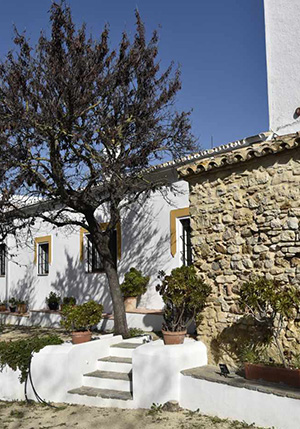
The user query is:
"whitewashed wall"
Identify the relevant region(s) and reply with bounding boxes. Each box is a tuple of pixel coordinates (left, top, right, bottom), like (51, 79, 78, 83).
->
(0, 176, 189, 312)
(264, 0, 300, 135)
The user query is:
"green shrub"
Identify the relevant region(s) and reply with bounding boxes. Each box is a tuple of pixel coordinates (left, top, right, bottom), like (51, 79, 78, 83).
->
(128, 327, 144, 338)
(120, 268, 149, 298)
(156, 266, 211, 332)
(60, 300, 103, 332)
(46, 292, 61, 309)
(62, 296, 77, 307)
(239, 277, 300, 367)
(0, 335, 63, 383)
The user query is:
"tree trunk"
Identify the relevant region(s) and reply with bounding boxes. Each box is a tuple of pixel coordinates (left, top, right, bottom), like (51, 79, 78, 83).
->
(103, 258, 129, 338)
(86, 214, 129, 338)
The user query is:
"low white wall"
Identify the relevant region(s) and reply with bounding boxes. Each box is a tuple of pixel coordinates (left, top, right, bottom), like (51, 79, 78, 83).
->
(180, 375, 299, 429)
(0, 334, 121, 403)
(0, 366, 25, 401)
(0, 310, 163, 332)
(132, 339, 207, 408)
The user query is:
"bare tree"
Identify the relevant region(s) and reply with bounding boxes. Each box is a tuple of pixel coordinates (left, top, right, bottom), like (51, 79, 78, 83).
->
(0, 1, 196, 337)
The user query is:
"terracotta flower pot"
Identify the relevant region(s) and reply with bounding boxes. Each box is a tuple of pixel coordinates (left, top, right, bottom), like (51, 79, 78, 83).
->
(0, 305, 6, 312)
(124, 297, 137, 311)
(17, 304, 27, 314)
(162, 330, 187, 345)
(71, 331, 92, 345)
(244, 363, 300, 388)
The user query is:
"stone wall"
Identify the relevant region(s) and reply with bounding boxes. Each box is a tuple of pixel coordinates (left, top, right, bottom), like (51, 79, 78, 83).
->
(188, 148, 300, 364)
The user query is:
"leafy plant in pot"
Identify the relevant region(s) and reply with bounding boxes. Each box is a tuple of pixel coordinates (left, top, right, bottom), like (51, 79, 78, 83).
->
(8, 297, 17, 313)
(157, 266, 211, 345)
(120, 268, 149, 311)
(0, 301, 7, 312)
(60, 300, 103, 344)
(17, 300, 27, 314)
(61, 296, 77, 311)
(46, 291, 61, 311)
(239, 276, 300, 387)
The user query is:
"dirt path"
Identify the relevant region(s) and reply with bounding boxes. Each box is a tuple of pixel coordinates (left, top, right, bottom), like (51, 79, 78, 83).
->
(0, 401, 265, 429)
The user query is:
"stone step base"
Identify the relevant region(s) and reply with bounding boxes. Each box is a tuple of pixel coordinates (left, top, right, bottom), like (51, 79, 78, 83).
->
(97, 356, 133, 372)
(99, 356, 132, 364)
(111, 342, 142, 349)
(84, 370, 132, 381)
(66, 386, 135, 409)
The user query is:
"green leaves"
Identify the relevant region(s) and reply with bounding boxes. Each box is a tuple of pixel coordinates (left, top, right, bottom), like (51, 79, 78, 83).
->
(0, 335, 63, 383)
(156, 265, 211, 332)
(60, 300, 103, 332)
(120, 267, 149, 298)
(239, 277, 300, 367)
(239, 277, 300, 322)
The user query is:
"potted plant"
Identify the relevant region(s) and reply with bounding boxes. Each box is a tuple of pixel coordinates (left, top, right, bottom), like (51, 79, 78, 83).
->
(8, 297, 17, 313)
(120, 268, 149, 311)
(0, 301, 7, 312)
(239, 276, 300, 387)
(156, 266, 211, 345)
(17, 300, 27, 314)
(61, 296, 77, 311)
(46, 291, 61, 311)
(60, 300, 103, 344)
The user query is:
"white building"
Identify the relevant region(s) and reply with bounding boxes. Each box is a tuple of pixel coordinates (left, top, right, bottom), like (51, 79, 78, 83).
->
(0, 166, 190, 313)
(2, 0, 300, 315)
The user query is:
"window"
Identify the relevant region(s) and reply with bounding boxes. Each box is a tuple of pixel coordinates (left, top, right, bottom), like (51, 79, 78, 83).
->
(85, 230, 118, 273)
(180, 218, 192, 266)
(0, 244, 6, 276)
(38, 242, 49, 275)
(34, 236, 52, 275)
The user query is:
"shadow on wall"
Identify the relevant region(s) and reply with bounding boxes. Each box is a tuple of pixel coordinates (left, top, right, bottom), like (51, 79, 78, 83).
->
(120, 198, 171, 307)
(50, 252, 112, 313)
(10, 265, 37, 308)
(210, 316, 273, 366)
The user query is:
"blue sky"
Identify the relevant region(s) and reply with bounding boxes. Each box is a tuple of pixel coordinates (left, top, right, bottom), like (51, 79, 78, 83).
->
(0, 0, 268, 150)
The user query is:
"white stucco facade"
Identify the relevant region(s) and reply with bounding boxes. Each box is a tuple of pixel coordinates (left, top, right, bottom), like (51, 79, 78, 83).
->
(264, 0, 300, 135)
(0, 172, 189, 313)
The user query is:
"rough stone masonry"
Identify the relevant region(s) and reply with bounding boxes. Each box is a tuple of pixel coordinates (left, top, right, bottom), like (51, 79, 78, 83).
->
(178, 134, 300, 364)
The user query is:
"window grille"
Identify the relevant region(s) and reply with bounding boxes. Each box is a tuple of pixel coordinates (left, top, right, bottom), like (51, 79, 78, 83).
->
(38, 242, 49, 275)
(85, 230, 117, 273)
(180, 218, 192, 266)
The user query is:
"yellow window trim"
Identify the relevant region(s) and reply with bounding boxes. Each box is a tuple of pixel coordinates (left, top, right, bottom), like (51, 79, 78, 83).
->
(34, 236, 52, 264)
(170, 207, 189, 257)
(79, 223, 121, 262)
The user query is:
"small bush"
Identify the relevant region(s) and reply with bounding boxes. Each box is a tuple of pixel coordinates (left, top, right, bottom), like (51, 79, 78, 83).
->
(128, 328, 144, 338)
(239, 277, 300, 367)
(46, 292, 61, 310)
(60, 300, 103, 332)
(157, 266, 211, 332)
(62, 296, 76, 307)
(120, 268, 149, 298)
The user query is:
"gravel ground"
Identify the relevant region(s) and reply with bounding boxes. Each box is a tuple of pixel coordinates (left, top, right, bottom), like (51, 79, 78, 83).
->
(0, 401, 266, 429)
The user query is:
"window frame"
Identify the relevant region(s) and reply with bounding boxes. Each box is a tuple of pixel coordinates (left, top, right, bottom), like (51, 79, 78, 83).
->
(179, 217, 193, 266)
(80, 224, 121, 274)
(34, 236, 52, 276)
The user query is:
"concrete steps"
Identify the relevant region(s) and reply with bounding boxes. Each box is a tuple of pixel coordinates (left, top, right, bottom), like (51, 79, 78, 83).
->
(68, 336, 146, 407)
(83, 370, 132, 391)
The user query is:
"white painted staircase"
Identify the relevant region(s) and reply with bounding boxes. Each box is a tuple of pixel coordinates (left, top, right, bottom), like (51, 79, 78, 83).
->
(68, 337, 146, 407)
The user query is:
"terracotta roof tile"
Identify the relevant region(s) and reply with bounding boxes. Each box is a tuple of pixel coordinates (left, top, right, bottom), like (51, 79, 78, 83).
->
(177, 133, 300, 179)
